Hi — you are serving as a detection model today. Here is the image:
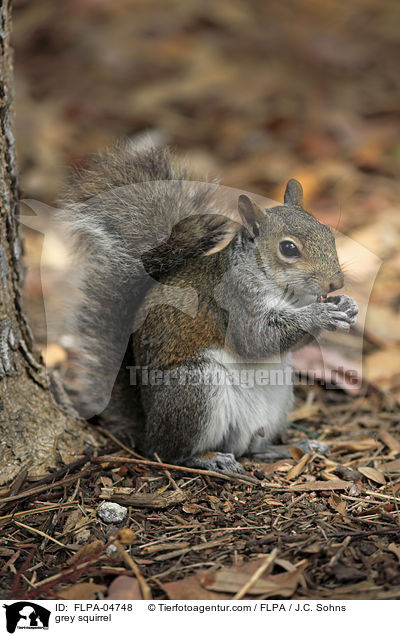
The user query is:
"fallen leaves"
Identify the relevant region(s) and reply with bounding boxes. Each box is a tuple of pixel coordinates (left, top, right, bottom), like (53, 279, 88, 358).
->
(161, 556, 307, 600)
(380, 458, 400, 473)
(162, 572, 231, 601)
(202, 561, 306, 598)
(286, 453, 311, 480)
(328, 493, 347, 516)
(357, 466, 386, 485)
(331, 439, 380, 453)
(107, 576, 142, 600)
(379, 429, 400, 454)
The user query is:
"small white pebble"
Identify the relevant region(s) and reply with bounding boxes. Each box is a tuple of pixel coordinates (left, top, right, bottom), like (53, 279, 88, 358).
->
(349, 483, 362, 497)
(106, 544, 118, 554)
(98, 501, 127, 524)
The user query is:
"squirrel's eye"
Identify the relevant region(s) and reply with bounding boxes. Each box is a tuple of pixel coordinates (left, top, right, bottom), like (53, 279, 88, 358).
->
(279, 239, 300, 259)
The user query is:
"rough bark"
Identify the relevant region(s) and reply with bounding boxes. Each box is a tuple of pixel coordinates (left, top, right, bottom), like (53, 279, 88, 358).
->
(0, 0, 100, 485)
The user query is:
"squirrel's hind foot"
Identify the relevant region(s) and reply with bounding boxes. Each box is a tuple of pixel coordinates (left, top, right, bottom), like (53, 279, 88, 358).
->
(185, 451, 245, 474)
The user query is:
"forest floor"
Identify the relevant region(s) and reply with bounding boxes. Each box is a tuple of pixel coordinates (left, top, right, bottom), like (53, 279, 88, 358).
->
(0, 0, 399, 600)
(0, 382, 399, 600)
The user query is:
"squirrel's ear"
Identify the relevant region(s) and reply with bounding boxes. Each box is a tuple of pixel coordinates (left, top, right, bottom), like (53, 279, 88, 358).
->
(238, 195, 264, 239)
(284, 179, 303, 207)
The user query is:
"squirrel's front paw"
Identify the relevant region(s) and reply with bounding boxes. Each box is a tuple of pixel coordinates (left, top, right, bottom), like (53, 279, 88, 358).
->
(313, 295, 358, 332)
(325, 295, 359, 325)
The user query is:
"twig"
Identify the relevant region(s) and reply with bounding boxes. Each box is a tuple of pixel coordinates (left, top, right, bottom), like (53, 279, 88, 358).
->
(326, 528, 400, 539)
(245, 526, 400, 548)
(0, 502, 77, 522)
(14, 521, 69, 549)
(0, 446, 119, 506)
(112, 540, 152, 600)
(365, 489, 400, 503)
(233, 548, 279, 600)
(328, 536, 351, 567)
(97, 427, 143, 459)
(0, 469, 95, 505)
(93, 455, 259, 484)
(11, 547, 36, 599)
(25, 555, 105, 592)
(154, 452, 181, 491)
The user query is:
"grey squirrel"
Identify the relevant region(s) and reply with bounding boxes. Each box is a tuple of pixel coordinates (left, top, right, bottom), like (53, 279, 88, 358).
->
(61, 140, 358, 473)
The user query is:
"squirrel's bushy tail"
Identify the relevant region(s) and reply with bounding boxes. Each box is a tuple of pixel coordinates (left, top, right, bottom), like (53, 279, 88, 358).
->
(59, 140, 230, 418)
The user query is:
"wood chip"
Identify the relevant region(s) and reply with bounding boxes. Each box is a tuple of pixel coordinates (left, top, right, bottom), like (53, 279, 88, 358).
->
(288, 480, 351, 492)
(100, 487, 186, 508)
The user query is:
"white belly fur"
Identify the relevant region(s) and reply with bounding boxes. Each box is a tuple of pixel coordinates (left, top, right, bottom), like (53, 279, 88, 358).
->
(194, 348, 294, 457)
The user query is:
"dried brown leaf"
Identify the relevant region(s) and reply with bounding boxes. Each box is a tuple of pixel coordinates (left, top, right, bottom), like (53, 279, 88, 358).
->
(289, 446, 305, 461)
(286, 453, 311, 480)
(358, 466, 386, 485)
(162, 571, 231, 600)
(328, 493, 347, 516)
(108, 575, 142, 600)
(379, 429, 400, 454)
(379, 458, 400, 473)
(331, 439, 379, 453)
(202, 560, 307, 597)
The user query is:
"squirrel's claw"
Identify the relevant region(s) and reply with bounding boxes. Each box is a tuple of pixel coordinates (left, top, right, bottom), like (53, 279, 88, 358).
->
(314, 294, 359, 332)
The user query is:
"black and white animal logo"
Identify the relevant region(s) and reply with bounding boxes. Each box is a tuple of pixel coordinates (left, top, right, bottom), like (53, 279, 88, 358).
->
(3, 602, 50, 633)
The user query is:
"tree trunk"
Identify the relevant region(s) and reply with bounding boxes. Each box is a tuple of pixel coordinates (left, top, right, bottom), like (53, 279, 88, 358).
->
(0, 1, 100, 485)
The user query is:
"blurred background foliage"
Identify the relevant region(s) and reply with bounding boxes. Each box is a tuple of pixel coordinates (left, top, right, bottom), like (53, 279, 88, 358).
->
(11, 0, 400, 390)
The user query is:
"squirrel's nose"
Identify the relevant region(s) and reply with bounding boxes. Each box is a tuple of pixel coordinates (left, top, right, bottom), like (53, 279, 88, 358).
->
(328, 274, 344, 293)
